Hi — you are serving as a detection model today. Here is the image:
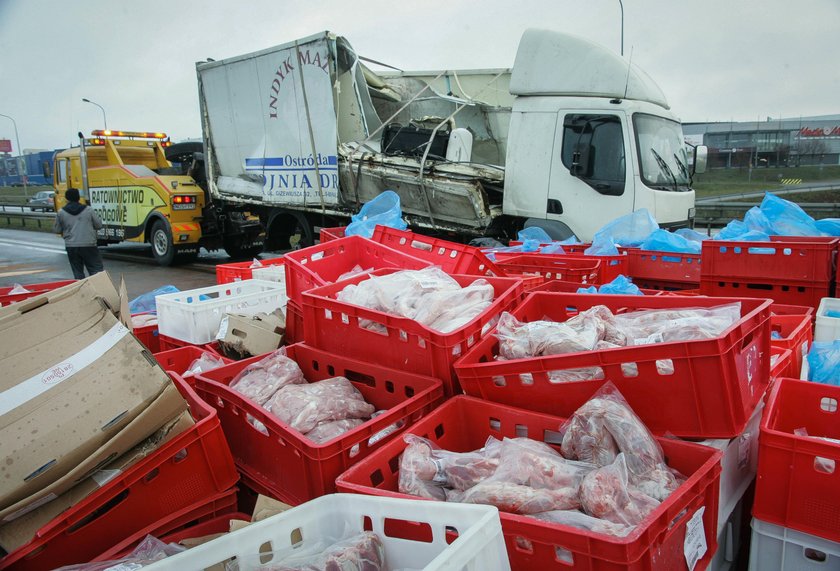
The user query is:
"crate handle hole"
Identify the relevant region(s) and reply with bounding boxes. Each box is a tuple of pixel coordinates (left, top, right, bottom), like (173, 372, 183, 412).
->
(804, 548, 828, 562)
(383, 517, 433, 542)
(656, 359, 675, 376)
(515, 424, 528, 437)
(621, 363, 639, 378)
(434, 423, 445, 438)
(820, 397, 838, 413)
(173, 448, 188, 463)
(370, 469, 384, 486)
(489, 417, 501, 431)
(519, 373, 533, 385)
(363, 515, 373, 531)
(493, 376, 507, 387)
(814, 457, 835, 474)
(445, 525, 460, 544)
(514, 536, 533, 553)
(555, 546, 575, 565)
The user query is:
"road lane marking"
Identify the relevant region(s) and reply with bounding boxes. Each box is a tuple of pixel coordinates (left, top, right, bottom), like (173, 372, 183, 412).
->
(0, 239, 66, 254)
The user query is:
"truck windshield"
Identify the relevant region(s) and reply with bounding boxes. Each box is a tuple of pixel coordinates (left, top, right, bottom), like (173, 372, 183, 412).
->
(633, 113, 691, 191)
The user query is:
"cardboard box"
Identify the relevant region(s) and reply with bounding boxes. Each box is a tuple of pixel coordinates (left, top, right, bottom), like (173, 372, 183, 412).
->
(0, 273, 187, 519)
(217, 310, 285, 359)
(0, 410, 195, 553)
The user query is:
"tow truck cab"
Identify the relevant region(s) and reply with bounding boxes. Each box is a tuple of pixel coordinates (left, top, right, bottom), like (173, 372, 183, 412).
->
(53, 130, 259, 265)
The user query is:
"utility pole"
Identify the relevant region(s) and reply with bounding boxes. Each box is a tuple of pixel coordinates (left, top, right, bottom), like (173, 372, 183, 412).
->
(82, 98, 108, 131)
(618, 0, 625, 56)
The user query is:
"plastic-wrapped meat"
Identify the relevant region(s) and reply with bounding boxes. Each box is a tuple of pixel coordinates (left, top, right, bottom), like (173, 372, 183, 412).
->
(447, 481, 581, 514)
(530, 510, 633, 537)
(304, 418, 364, 444)
(267, 377, 375, 433)
(495, 310, 603, 360)
(613, 303, 741, 344)
(560, 383, 682, 501)
(491, 438, 595, 490)
(579, 454, 660, 526)
(337, 267, 493, 334)
(260, 531, 385, 570)
(230, 350, 307, 405)
(398, 435, 501, 500)
(336, 264, 373, 283)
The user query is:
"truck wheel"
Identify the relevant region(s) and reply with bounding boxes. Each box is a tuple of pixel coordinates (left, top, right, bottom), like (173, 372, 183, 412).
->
(223, 239, 263, 260)
(150, 220, 176, 266)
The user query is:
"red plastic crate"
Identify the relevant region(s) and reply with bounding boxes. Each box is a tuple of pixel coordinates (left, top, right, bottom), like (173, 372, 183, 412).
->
(192, 342, 444, 506)
(0, 279, 76, 306)
(701, 236, 838, 284)
(301, 269, 526, 396)
(372, 226, 506, 277)
(769, 314, 813, 378)
(0, 373, 239, 571)
(754, 378, 840, 543)
(454, 292, 773, 438)
(154, 345, 232, 378)
(770, 347, 792, 380)
(95, 491, 240, 561)
(628, 250, 701, 285)
(496, 254, 602, 285)
(158, 334, 224, 354)
(285, 299, 304, 344)
(283, 235, 430, 304)
(133, 322, 161, 353)
(336, 396, 722, 571)
(770, 303, 815, 318)
(215, 256, 285, 284)
(700, 276, 831, 310)
(319, 226, 346, 242)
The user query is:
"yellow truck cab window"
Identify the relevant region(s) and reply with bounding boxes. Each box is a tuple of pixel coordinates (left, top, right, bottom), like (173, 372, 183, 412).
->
(56, 159, 67, 183)
(561, 114, 625, 196)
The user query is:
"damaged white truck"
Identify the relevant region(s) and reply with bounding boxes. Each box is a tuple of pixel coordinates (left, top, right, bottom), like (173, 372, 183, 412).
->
(195, 29, 706, 249)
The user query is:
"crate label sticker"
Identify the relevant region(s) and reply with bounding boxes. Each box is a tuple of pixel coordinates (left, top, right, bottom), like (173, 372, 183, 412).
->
(738, 433, 751, 469)
(684, 506, 707, 571)
(633, 332, 664, 346)
(431, 459, 448, 484)
(744, 344, 759, 386)
(216, 316, 230, 340)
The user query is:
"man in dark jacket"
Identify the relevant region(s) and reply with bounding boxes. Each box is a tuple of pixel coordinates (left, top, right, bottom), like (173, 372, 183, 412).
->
(52, 188, 105, 278)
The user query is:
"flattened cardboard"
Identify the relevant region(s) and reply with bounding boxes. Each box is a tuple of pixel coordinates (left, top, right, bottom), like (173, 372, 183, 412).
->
(0, 273, 184, 516)
(0, 409, 194, 552)
(218, 310, 285, 359)
(251, 494, 293, 522)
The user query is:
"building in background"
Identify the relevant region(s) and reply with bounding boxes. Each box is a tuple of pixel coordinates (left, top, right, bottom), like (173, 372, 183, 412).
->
(0, 150, 60, 186)
(683, 114, 840, 169)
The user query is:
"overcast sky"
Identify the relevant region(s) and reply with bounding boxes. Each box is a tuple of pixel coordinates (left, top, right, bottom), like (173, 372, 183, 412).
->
(1, 0, 838, 152)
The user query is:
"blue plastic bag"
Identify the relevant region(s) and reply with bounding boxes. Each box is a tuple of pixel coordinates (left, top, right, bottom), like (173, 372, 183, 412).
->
(743, 207, 775, 235)
(640, 229, 701, 254)
(577, 274, 643, 295)
(674, 228, 708, 243)
(539, 242, 566, 254)
(760, 193, 821, 236)
(518, 227, 553, 243)
(806, 341, 840, 385)
(590, 209, 659, 249)
(520, 239, 541, 252)
(585, 235, 620, 256)
(129, 285, 179, 315)
(816, 218, 840, 236)
(345, 191, 408, 238)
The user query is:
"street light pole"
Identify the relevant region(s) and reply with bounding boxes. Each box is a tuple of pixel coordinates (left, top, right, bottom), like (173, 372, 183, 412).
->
(0, 112, 28, 197)
(618, 0, 624, 56)
(81, 98, 108, 131)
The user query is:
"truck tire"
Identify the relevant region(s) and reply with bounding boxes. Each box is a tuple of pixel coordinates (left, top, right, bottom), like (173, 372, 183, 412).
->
(150, 220, 176, 266)
(265, 211, 314, 252)
(223, 238, 263, 260)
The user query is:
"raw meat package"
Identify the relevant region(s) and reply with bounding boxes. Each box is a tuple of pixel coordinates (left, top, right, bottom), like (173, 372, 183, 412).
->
(229, 349, 307, 405)
(336, 266, 495, 333)
(397, 383, 684, 538)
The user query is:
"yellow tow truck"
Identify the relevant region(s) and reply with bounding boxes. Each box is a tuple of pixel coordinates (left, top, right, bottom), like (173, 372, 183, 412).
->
(53, 130, 263, 265)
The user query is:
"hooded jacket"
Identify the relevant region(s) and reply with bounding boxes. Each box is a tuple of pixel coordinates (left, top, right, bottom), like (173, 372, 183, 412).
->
(53, 202, 104, 247)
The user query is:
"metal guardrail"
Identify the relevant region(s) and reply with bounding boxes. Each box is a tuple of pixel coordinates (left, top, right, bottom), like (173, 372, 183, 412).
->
(696, 183, 840, 204)
(695, 201, 840, 229)
(0, 202, 55, 230)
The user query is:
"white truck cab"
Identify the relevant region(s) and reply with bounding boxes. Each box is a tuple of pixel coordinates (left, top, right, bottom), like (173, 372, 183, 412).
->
(502, 29, 700, 240)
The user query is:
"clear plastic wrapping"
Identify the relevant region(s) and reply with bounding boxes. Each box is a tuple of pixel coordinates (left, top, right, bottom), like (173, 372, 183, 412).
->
(54, 535, 184, 570)
(304, 418, 365, 444)
(530, 509, 633, 537)
(337, 267, 494, 333)
(267, 377, 375, 433)
(257, 531, 385, 570)
(185, 351, 226, 376)
(560, 383, 682, 501)
(579, 453, 661, 526)
(229, 349, 307, 405)
(447, 481, 582, 514)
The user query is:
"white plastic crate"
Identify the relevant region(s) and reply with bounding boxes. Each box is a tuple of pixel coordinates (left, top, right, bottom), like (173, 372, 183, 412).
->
(144, 494, 510, 571)
(696, 401, 763, 536)
(156, 279, 287, 344)
(748, 518, 840, 570)
(252, 263, 287, 286)
(815, 297, 840, 342)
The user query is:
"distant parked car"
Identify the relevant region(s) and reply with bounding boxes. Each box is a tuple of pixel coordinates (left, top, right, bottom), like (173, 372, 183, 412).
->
(27, 190, 55, 212)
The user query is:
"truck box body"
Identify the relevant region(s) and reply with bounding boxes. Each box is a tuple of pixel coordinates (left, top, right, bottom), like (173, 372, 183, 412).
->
(197, 30, 698, 241)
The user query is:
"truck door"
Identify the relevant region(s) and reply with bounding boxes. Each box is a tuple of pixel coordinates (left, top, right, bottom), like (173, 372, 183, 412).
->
(547, 112, 634, 240)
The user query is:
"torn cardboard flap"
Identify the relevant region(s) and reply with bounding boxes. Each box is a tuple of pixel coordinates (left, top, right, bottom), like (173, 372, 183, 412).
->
(217, 309, 285, 359)
(0, 409, 194, 553)
(0, 272, 120, 325)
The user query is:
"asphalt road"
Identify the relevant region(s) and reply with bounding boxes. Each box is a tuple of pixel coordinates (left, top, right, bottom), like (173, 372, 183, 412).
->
(0, 228, 225, 298)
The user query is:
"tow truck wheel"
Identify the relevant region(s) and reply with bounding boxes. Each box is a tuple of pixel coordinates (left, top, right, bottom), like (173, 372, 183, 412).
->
(150, 220, 176, 266)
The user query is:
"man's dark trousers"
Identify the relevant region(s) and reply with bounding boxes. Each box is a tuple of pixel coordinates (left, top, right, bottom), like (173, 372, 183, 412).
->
(66, 246, 104, 279)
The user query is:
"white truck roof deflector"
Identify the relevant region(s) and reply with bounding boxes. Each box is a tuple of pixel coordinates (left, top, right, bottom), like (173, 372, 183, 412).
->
(510, 29, 670, 110)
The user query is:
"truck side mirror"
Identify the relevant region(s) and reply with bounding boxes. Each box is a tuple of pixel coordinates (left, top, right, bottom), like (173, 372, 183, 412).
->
(693, 145, 708, 175)
(571, 144, 593, 178)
